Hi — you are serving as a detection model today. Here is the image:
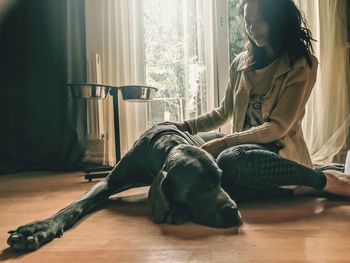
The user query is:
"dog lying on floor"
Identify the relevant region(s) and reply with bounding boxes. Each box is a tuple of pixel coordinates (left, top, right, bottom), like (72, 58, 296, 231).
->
(7, 124, 242, 251)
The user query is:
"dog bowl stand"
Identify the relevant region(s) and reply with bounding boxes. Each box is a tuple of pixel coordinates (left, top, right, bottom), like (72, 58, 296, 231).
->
(83, 90, 121, 181)
(68, 83, 157, 181)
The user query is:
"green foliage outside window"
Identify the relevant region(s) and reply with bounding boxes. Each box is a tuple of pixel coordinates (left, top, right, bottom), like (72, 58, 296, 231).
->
(228, 0, 245, 63)
(144, 0, 245, 127)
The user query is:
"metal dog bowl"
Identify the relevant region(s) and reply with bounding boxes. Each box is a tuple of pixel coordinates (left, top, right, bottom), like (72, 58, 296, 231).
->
(68, 83, 157, 101)
(118, 85, 157, 101)
(68, 83, 116, 99)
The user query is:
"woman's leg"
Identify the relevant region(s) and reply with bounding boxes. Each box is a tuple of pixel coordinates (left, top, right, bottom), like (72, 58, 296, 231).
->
(217, 144, 329, 201)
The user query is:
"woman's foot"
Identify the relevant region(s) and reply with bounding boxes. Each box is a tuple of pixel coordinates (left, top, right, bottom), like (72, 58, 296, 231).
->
(322, 170, 350, 197)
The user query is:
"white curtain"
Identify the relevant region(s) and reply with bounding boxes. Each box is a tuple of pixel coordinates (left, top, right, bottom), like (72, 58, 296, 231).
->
(143, 0, 218, 127)
(296, 0, 350, 164)
(85, 0, 148, 164)
(85, 0, 221, 164)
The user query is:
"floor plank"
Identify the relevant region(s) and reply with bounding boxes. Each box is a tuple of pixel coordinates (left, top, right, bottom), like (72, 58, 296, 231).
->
(0, 172, 350, 262)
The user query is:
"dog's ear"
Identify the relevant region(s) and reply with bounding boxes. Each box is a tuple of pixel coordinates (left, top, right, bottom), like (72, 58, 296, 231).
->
(148, 170, 171, 223)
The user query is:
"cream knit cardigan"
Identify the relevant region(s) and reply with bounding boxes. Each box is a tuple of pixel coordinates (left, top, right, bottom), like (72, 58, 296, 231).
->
(186, 52, 318, 168)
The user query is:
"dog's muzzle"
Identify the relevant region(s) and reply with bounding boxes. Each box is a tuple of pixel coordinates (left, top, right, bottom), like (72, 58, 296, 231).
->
(148, 171, 242, 228)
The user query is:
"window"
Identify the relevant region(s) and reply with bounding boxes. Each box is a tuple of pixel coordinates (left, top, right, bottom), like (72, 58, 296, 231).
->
(144, 0, 210, 127)
(143, 0, 244, 128)
(228, 0, 245, 63)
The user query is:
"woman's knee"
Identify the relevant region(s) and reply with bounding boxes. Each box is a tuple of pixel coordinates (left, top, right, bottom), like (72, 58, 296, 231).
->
(217, 145, 248, 169)
(217, 144, 260, 179)
(217, 145, 276, 179)
(217, 144, 263, 166)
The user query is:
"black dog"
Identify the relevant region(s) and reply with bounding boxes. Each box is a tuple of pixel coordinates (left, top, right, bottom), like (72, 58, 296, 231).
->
(7, 124, 242, 251)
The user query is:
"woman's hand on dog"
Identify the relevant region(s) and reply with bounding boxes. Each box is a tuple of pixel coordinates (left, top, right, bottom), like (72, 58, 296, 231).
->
(159, 121, 227, 158)
(158, 121, 190, 132)
(201, 138, 227, 158)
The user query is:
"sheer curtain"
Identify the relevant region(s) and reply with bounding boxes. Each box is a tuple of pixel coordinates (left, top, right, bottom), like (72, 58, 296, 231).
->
(143, 0, 219, 128)
(295, 0, 350, 164)
(85, 0, 220, 164)
(85, 0, 147, 164)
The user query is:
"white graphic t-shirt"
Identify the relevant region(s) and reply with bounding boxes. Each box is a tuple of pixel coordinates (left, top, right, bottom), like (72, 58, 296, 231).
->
(243, 57, 281, 131)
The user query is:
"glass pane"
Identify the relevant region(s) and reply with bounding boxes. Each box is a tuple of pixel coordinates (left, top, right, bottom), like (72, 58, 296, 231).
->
(143, 0, 209, 127)
(228, 0, 244, 64)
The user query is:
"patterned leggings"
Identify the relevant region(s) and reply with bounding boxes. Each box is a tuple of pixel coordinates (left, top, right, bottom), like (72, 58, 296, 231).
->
(216, 144, 327, 202)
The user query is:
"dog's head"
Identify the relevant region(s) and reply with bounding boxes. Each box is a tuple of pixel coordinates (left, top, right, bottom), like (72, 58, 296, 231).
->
(148, 145, 242, 228)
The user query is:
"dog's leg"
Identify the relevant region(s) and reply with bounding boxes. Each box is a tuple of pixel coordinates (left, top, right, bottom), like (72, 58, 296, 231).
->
(7, 144, 153, 251)
(7, 178, 113, 251)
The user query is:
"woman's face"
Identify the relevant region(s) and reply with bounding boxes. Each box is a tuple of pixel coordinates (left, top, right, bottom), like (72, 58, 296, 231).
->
(243, 1, 270, 48)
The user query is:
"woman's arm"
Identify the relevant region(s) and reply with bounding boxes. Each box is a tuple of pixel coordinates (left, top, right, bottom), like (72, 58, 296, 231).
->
(184, 54, 245, 134)
(160, 53, 244, 134)
(224, 60, 318, 146)
(185, 80, 234, 134)
(202, 58, 318, 157)
(157, 81, 233, 134)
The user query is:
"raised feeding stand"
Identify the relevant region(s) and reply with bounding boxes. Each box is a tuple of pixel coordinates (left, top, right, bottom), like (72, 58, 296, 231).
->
(68, 83, 157, 181)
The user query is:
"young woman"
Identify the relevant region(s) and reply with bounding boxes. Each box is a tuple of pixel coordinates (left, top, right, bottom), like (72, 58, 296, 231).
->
(165, 0, 350, 200)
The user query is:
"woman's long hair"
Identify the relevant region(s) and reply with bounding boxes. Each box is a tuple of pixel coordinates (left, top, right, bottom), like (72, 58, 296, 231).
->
(239, 0, 315, 69)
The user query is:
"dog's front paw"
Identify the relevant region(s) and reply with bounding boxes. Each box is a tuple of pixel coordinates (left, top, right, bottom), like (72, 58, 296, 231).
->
(7, 218, 63, 251)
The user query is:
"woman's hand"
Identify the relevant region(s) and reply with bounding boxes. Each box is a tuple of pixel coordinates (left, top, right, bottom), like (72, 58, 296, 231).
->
(158, 121, 189, 132)
(201, 138, 227, 158)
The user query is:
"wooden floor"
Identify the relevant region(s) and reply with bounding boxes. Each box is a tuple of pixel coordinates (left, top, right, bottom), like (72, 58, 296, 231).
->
(1, 172, 350, 263)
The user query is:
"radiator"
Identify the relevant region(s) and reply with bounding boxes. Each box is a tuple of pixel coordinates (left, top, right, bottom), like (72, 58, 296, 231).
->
(86, 53, 105, 141)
